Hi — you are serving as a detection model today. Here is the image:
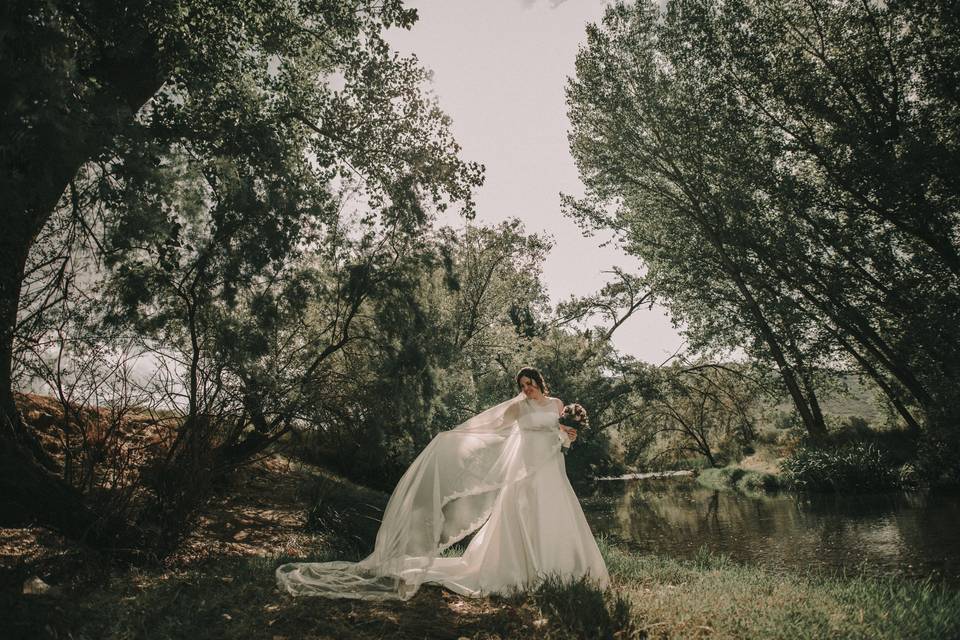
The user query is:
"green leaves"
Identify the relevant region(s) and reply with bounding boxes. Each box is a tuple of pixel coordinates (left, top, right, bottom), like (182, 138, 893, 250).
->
(566, 0, 960, 447)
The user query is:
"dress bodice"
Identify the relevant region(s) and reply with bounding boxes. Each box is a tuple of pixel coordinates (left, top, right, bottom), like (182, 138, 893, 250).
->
(517, 398, 559, 432)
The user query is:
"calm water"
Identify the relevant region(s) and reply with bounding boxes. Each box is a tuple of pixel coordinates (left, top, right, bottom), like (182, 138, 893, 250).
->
(580, 477, 960, 585)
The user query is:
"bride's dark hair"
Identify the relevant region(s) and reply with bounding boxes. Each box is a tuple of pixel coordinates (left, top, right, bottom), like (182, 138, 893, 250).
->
(515, 366, 549, 395)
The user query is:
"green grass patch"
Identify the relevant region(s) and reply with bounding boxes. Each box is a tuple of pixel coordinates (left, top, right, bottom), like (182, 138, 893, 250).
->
(599, 539, 960, 640)
(527, 573, 637, 639)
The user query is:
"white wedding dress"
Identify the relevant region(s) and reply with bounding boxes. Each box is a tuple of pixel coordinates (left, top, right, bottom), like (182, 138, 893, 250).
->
(276, 392, 609, 600)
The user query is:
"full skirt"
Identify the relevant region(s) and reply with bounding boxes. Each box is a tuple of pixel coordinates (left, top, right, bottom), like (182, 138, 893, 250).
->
(409, 448, 609, 596)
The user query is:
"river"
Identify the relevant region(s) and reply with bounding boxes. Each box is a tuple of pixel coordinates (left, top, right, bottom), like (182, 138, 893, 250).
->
(580, 476, 960, 585)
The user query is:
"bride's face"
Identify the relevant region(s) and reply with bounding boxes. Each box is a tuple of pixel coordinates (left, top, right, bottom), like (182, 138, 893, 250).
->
(519, 376, 545, 400)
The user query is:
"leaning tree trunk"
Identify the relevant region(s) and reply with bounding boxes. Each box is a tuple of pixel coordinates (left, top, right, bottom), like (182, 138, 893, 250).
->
(0, 17, 165, 553)
(699, 221, 829, 440)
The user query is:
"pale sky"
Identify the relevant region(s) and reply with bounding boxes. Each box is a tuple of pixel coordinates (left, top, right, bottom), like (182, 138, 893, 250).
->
(388, 0, 682, 363)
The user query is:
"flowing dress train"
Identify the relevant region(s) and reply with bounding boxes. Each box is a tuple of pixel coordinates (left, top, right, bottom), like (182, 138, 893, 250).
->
(275, 392, 609, 600)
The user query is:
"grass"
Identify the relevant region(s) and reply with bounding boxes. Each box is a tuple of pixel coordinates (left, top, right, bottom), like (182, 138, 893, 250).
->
(5, 553, 545, 640)
(602, 539, 960, 639)
(4, 454, 959, 640)
(528, 573, 637, 639)
(779, 442, 902, 493)
(7, 540, 957, 640)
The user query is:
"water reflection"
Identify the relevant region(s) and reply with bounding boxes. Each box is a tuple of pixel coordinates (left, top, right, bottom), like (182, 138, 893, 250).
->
(581, 478, 960, 585)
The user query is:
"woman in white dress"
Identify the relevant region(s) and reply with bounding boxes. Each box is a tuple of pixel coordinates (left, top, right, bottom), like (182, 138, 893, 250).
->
(276, 367, 609, 600)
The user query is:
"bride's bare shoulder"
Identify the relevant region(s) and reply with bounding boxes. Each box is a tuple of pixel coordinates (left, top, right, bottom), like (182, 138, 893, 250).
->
(554, 397, 564, 414)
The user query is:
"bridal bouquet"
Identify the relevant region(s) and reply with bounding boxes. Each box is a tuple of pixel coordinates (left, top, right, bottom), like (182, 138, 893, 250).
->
(558, 403, 588, 450)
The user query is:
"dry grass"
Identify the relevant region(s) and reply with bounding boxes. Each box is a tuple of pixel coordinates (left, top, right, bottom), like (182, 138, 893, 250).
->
(737, 447, 784, 476)
(16, 392, 172, 462)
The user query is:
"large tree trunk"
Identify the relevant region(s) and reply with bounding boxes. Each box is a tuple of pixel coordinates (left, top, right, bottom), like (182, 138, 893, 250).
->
(0, 11, 165, 552)
(0, 223, 60, 471)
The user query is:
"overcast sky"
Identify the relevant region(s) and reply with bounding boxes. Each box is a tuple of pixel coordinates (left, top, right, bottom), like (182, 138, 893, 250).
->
(387, 0, 682, 363)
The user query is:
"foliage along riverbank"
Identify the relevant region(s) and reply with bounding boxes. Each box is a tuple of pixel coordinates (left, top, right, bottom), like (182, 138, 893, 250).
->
(4, 454, 959, 640)
(692, 431, 959, 496)
(695, 464, 782, 494)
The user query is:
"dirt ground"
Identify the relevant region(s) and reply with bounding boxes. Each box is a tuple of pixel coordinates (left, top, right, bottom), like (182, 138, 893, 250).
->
(1, 452, 561, 639)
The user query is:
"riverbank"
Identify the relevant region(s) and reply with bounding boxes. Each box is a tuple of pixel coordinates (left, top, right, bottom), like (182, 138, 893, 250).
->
(691, 440, 931, 495)
(604, 541, 960, 639)
(3, 454, 958, 639)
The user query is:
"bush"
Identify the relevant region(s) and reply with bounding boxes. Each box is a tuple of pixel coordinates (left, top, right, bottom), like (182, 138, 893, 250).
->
(697, 465, 746, 490)
(735, 470, 780, 493)
(697, 465, 781, 493)
(834, 416, 873, 442)
(754, 429, 780, 445)
(780, 442, 899, 492)
(772, 410, 797, 430)
(914, 432, 960, 488)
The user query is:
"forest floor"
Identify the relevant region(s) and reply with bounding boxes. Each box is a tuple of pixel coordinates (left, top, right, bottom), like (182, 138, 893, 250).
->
(3, 444, 960, 638)
(1, 453, 560, 639)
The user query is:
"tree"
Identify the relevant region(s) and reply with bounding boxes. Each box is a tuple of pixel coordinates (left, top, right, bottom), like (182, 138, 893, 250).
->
(295, 220, 557, 488)
(565, 0, 960, 451)
(1, 0, 482, 551)
(641, 362, 764, 467)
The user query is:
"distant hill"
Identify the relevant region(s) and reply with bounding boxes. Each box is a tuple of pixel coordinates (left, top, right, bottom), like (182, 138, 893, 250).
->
(770, 374, 886, 426)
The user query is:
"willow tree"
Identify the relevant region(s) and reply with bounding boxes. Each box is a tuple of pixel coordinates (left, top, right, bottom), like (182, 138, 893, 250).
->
(1, 0, 481, 550)
(566, 0, 960, 454)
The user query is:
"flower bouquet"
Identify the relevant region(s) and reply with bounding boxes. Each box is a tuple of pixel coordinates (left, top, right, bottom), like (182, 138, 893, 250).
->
(558, 403, 588, 450)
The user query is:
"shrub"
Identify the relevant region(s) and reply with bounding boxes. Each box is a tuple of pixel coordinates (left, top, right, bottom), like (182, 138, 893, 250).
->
(832, 416, 874, 444)
(754, 429, 780, 445)
(780, 442, 899, 492)
(734, 470, 780, 493)
(772, 410, 797, 430)
(914, 433, 960, 488)
(697, 465, 745, 491)
(697, 465, 781, 493)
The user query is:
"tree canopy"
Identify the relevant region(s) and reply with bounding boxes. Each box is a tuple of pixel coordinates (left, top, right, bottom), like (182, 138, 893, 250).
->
(566, 0, 960, 475)
(0, 0, 482, 551)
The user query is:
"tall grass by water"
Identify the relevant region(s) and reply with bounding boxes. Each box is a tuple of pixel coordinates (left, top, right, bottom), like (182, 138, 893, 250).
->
(780, 442, 901, 492)
(696, 465, 782, 494)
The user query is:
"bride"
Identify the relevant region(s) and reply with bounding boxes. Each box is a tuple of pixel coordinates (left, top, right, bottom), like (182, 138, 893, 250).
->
(276, 367, 609, 600)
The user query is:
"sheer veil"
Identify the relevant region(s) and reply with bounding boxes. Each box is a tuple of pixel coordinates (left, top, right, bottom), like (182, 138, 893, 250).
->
(275, 391, 564, 600)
